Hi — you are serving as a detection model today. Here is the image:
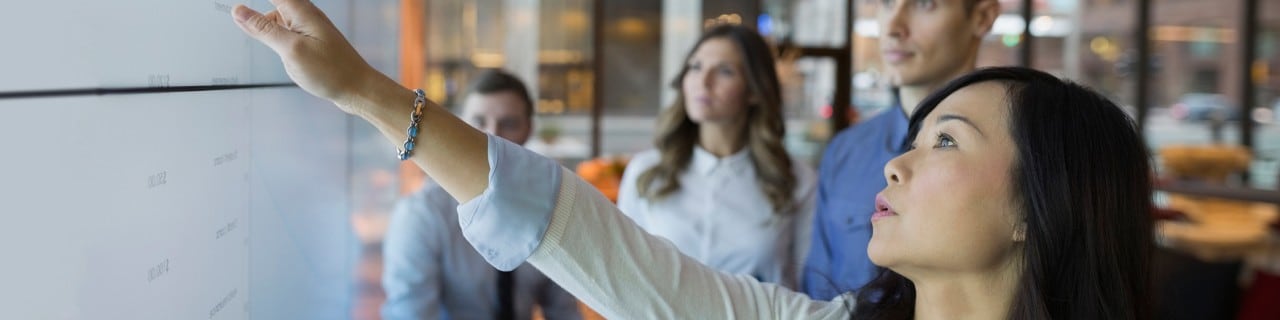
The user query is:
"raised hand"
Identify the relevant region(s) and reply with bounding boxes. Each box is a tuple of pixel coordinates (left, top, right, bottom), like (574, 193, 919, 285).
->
(231, 0, 381, 113)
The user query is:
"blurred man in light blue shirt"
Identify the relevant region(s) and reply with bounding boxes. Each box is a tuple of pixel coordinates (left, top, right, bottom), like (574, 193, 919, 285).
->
(382, 69, 581, 320)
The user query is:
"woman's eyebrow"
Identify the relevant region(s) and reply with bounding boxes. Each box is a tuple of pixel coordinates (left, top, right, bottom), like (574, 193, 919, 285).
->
(936, 114, 985, 137)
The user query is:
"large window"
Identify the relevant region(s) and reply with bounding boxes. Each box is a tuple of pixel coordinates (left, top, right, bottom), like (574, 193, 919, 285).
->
(421, 0, 596, 164)
(1148, 0, 1244, 146)
(1252, 0, 1280, 189)
(847, 0, 898, 120)
(760, 0, 853, 164)
(417, 0, 1279, 189)
(596, 0, 665, 158)
(1049, 0, 1136, 110)
(974, 0, 1028, 67)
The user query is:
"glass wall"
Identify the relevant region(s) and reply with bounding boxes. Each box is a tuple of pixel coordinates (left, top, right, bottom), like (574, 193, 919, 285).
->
(1146, 0, 1244, 154)
(850, 0, 893, 123)
(1046, 0, 1136, 113)
(596, 0, 665, 159)
(420, 0, 596, 165)
(1031, 0, 1280, 190)
(415, 0, 1280, 186)
(761, 0, 849, 164)
(976, 0, 1027, 67)
(394, 1, 1280, 319)
(1252, 0, 1280, 189)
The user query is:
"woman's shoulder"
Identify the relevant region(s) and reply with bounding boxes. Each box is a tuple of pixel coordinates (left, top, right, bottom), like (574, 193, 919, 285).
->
(618, 149, 663, 199)
(631, 149, 661, 164)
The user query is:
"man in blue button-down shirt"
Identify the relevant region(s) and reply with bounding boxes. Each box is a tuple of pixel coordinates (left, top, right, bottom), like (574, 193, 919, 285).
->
(803, 0, 1002, 299)
(382, 70, 581, 320)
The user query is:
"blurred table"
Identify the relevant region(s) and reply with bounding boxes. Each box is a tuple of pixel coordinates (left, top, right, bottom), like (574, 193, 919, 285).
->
(1156, 195, 1278, 263)
(1153, 196, 1280, 319)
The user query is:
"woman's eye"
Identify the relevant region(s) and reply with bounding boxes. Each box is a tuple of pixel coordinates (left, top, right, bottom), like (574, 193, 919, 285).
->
(934, 133, 956, 148)
(718, 67, 734, 76)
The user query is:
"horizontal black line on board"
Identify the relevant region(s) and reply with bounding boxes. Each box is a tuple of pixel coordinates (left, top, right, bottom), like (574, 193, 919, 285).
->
(0, 83, 298, 100)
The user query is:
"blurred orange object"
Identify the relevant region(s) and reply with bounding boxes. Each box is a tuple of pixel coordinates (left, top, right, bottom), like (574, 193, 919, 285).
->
(578, 302, 606, 320)
(1153, 207, 1189, 221)
(575, 156, 629, 203)
(1158, 145, 1251, 183)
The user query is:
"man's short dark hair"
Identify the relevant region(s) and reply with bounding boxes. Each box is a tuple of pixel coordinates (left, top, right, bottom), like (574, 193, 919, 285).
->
(466, 69, 535, 119)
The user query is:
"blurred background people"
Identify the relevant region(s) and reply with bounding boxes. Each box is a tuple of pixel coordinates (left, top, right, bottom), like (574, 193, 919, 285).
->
(617, 24, 817, 289)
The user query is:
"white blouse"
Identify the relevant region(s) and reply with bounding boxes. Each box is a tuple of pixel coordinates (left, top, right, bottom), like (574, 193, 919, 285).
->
(617, 147, 817, 289)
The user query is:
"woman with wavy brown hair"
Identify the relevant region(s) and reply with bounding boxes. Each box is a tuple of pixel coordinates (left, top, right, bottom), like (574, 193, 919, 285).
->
(616, 24, 816, 289)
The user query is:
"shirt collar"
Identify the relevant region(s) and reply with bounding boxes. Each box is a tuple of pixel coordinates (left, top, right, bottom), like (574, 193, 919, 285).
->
(691, 145, 752, 176)
(885, 102, 911, 152)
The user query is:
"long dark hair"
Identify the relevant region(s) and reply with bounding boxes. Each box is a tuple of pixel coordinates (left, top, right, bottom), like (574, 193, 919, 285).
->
(851, 67, 1153, 319)
(636, 24, 798, 214)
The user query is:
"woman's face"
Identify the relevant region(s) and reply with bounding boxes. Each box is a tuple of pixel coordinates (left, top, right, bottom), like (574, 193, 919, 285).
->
(867, 82, 1024, 277)
(681, 37, 750, 125)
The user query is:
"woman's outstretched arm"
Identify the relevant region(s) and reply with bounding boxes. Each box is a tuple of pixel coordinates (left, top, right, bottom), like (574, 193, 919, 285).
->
(230, 1, 850, 317)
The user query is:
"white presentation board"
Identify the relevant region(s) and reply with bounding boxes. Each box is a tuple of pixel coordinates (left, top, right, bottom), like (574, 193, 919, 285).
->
(0, 0, 357, 92)
(0, 1, 400, 319)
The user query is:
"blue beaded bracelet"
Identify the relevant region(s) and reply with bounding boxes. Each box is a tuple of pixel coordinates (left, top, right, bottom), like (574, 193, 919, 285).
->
(397, 89, 428, 161)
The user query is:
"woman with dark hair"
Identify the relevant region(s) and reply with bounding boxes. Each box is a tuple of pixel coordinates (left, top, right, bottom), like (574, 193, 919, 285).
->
(617, 24, 815, 289)
(850, 68, 1153, 319)
(231, 2, 1151, 319)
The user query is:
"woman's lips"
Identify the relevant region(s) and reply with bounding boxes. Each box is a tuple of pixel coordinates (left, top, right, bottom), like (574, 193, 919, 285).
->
(693, 96, 712, 106)
(872, 193, 898, 222)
